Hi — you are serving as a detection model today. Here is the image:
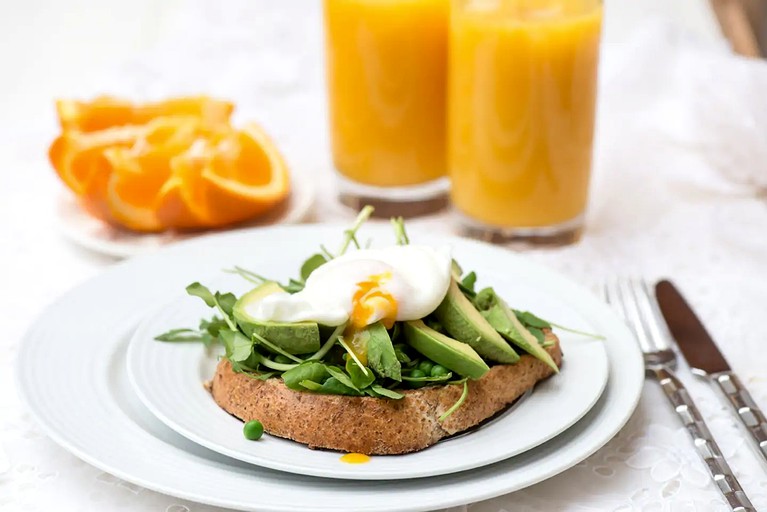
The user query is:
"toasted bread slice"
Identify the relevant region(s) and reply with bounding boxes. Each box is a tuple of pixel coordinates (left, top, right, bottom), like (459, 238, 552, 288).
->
(210, 332, 562, 455)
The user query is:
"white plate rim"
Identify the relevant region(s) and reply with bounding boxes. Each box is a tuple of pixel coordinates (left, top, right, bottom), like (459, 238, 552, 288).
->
(126, 292, 609, 480)
(16, 224, 644, 512)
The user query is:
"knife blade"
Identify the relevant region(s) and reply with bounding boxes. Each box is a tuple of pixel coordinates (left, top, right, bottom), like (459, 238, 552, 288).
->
(655, 279, 767, 465)
(655, 280, 729, 374)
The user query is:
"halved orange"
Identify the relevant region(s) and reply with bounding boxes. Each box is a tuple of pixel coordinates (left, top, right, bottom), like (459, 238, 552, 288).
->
(49, 97, 290, 232)
(56, 96, 234, 133)
(102, 117, 207, 232)
(169, 123, 291, 228)
(49, 125, 141, 195)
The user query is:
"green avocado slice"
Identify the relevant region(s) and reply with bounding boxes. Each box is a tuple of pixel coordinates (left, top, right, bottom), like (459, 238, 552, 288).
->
(233, 281, 321, 355)
(433, 280, 519, 363)
(481, 296, 559, 373)
(403, 320, 489, 380)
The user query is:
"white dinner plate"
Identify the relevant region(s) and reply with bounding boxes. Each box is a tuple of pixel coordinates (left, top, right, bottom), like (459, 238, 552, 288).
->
(127, 269, 609, 480)
(56, 175, 315, 259)
(17, 225, 644, 512)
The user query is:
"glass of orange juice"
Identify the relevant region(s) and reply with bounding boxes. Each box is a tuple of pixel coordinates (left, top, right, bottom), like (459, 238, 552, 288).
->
(449, 0, 602, 244)
(324, 0, 450, 216)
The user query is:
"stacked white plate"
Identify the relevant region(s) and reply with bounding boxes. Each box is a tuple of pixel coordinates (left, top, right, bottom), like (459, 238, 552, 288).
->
(17, 224, 644, 511)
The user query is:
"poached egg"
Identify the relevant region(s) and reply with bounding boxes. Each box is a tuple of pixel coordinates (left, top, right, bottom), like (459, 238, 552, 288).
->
(245, 245, 452, 360)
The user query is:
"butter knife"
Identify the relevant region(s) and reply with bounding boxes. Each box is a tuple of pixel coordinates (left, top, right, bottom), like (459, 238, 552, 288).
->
(656, 279, 767, 464)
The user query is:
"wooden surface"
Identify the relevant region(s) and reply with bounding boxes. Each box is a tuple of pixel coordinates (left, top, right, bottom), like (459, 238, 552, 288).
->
(711, 0, 765, 57)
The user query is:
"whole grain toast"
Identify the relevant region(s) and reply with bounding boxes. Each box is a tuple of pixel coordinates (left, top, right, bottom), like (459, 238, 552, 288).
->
(210, 331, 563, 455)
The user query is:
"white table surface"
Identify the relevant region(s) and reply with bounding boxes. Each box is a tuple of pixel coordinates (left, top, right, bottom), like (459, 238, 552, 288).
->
(5, 1, 767, 511)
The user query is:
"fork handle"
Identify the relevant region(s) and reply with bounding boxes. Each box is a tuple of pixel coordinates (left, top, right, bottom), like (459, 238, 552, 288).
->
(712, 371, 767, 466)
(651, 366, 755, 512)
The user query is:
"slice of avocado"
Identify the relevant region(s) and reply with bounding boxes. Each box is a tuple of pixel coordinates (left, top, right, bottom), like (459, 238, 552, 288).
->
(482, 298, 559, 372)
(403, 320, 489, 380)
(433, 280, 519, 363)
(233, 281, 321, 354)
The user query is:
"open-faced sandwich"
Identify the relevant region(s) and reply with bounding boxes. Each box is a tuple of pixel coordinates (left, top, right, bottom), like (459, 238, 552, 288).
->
(157, 207, 564, 455)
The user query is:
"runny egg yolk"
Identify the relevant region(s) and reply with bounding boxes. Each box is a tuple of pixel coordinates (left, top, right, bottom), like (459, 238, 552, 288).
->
(345, 272, 398, 365)
(349, 272, 398, 330)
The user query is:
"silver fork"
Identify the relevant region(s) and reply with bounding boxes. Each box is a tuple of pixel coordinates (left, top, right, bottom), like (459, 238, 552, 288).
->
(603, 279, 755, 512)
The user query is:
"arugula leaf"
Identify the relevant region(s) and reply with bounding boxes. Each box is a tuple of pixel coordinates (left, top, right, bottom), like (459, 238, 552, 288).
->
(461, 272, 477, 292)
(513, 310, 551, 329)
(282, 362, 330, 391)
(528, 327, 546, 345)
(345, 358, 375, 390)
(326, 365, 360, 392)
(365, 322, 402, 381)
(219, 330, 253, 362)
(185, 283, 237, 329)
(457, 282, 476, 300)
(186, 282, 216, 307)
(215, 292, 237, 318)
(200, 316, 227, 337)
(300, 377, 362, 396)
(370, 385, 404, 399)
(300, 254, 328, 281)
(154, 328, 205, 342)
(298, 380, 323, 391)
(317, 377, 362, 396)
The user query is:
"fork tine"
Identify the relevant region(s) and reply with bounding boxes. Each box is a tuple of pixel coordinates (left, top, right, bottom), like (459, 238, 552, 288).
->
(602, 279, 654, 352)
(635, 279, 673, 350)
(622, 278, 659, 352)
(615, 278, 656, 354)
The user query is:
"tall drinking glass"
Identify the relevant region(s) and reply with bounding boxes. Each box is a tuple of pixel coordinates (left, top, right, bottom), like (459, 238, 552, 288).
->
(449, 0, 602, 244)
(324, 0, 449, 217)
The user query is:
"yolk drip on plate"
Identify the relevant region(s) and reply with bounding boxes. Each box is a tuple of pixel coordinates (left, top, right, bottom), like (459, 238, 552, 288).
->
(345, 272, 398, 365)
(340, 453, 371, 464)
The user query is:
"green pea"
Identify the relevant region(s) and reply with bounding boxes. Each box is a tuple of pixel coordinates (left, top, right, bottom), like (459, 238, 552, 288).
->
(430, 365, 449, 377)
(243, 420, 264, 440)
(409, 369, 426, 388)
(274, 354, 293, 364)
(417, 360, 434, 374)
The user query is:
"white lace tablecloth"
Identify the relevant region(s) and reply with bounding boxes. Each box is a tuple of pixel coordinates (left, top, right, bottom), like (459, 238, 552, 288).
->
(3, 1, 767, 511)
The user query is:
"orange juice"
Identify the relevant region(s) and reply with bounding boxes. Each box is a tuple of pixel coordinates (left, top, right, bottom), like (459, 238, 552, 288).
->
(449, 0, 601, 228)
(325, 0, 448, 187)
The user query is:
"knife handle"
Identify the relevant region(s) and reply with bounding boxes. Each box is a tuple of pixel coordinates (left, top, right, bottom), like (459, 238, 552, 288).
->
(652, 366, 756, 512)
(713, 372, 767, 464)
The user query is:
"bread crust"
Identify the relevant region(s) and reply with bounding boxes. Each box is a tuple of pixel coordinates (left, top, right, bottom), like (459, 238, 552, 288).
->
(210, 333, 563, 455)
